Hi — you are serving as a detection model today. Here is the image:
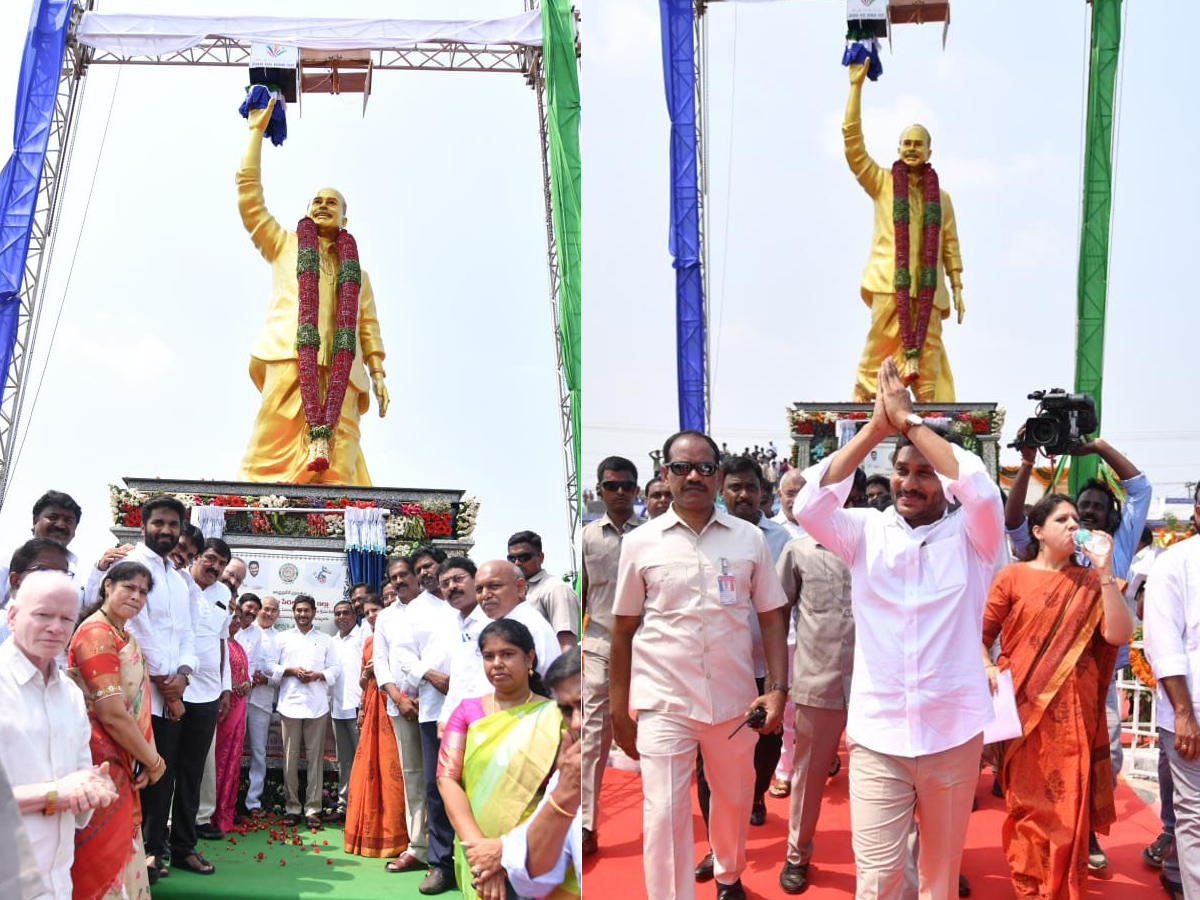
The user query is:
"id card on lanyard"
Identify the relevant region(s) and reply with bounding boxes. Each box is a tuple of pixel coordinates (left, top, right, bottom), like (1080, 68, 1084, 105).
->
(717, 557, 737, 606)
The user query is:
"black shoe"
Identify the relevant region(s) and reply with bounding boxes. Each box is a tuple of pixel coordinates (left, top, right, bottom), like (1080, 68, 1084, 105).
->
(827, 756, 841, 778)
(779, 862, 809, 894)
(195, 822, 224, 841)
(695, 850, 715, 882)
(750, 796, 767, 826)
(716, 879, 747, 900)
(991, 775, 1003, 798)
(1144, 832, 1175, 869)
(418, 869, 456, 895)
(958, 873, 971, 897)
(1088, 832, 1108, 871)
(1161, 873, 1186, 900)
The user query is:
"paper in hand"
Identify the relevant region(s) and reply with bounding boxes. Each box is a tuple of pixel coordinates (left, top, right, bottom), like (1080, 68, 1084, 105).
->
(984, 669, 1022, 743)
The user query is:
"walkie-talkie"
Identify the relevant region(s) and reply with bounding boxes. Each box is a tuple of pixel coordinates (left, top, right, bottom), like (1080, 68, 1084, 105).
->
(728, 706, 768, 739)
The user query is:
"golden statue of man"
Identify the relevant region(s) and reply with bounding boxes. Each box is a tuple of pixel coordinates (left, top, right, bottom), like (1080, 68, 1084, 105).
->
(236, 98, 389, 485)
(844, 62, 964, 403)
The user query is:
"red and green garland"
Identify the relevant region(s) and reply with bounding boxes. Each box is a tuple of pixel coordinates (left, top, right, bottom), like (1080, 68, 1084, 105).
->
(892, 161, 941, 385)
(296, 218, 361, 473)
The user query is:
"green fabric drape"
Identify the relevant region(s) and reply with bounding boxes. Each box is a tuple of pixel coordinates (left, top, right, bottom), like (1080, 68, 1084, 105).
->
(542, 0, 582, 517)
(1071, 0, 1121, 496)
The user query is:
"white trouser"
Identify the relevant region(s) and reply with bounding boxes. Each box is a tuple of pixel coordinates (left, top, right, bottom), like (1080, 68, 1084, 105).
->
(390, 714, 428, 859)
(245, 704, 272, 810)
(637, 710, 756, 900)
(196, 738, 217, 824)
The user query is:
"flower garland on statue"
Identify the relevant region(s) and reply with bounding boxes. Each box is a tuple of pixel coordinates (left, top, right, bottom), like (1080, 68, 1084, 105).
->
(892, 160, 941, 386)
(296, 217, 361, 472)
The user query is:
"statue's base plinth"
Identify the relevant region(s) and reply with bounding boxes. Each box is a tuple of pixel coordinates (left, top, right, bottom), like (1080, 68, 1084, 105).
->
(788, 402, 1005, 480)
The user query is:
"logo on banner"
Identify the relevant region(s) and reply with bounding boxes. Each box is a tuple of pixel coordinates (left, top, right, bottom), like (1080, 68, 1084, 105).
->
(278, 563, 300, 584)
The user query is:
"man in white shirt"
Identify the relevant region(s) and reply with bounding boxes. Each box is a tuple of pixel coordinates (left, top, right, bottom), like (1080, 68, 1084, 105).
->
(101, 496, 198, 878)
(440, 559, 563, 729)
(0, 571, 118, 900)
(610, 431, 790, 900)
(245, 594, 281, 815)
(793, 359, 1003, 900)
(329, 600, 363, 821)
(163, 539, 232, 870)
(771, 469, 807, 540)
(1144, 484, 1200, 900)
(270, 594, 340, 827)
(375, 554, 436, 875)
(0, 490, 87, 610)
(507, 530, 581, 651)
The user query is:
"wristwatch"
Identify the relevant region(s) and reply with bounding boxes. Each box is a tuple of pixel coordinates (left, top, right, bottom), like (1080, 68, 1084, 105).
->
(767, 683, 789, 695)
(901, 413, 924, 436)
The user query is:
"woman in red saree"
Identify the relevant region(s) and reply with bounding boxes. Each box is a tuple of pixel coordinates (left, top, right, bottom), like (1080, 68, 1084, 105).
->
(982, 493, 1133, 900)
(213, 600, 254, 832)
(344, 597, 409, 861)
(68, 561, 167, 900)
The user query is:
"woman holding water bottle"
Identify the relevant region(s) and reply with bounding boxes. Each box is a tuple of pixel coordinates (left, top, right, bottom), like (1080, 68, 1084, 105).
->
(981, 493, 1133, 900)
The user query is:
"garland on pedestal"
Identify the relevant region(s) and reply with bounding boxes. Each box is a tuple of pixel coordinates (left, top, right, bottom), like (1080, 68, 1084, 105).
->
(296, 218, 361, 473)
(892, 161, 941, 385)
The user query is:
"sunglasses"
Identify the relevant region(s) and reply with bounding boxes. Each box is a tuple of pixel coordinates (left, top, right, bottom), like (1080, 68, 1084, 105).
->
(666, 461, 718, 477)
(600, 480, 637, 493)
(506, 552, 536, 564)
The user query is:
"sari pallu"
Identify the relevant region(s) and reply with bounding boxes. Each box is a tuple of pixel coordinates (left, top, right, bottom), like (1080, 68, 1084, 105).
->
(68, 617, 153, 900)
(455, 701, 563, 900)
(983, 564, 1118, 900)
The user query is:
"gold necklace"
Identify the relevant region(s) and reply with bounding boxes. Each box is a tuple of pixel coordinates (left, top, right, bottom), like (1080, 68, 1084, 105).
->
(99, 607, 126, 639)
(488, 690, 534, 714)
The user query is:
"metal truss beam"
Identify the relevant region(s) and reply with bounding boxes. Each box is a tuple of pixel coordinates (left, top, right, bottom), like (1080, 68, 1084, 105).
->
(87, 38, 534, 76)
(531, 51, 580, 574)
(0, 5, 90, 506)
(694, 2, 711, 427)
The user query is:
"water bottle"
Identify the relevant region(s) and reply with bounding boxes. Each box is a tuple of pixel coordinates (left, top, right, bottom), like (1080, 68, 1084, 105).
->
(1074, 528, 1112, 556)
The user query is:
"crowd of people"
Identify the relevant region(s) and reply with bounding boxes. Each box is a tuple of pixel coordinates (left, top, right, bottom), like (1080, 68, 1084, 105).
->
(586, 360, 1198, 900)
(0, 489, 583, 900)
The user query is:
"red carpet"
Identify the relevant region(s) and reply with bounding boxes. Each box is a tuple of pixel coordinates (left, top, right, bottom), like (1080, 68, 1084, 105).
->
(584, 755, 1167, 899)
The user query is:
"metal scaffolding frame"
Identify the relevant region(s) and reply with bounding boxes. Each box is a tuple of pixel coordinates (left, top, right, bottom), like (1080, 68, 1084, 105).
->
(1, 1, 580, 565)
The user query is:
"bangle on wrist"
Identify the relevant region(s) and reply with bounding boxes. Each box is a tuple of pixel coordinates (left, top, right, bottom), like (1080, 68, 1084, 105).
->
(545, 793, 576, 818)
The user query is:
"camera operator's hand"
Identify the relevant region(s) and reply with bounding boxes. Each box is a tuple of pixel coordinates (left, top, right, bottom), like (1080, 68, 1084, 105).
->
(1066, 439, 1102, 457)
(1015, 425, 1036, 466)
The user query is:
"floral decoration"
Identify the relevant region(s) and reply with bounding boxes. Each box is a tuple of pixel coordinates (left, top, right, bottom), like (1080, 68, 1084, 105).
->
(107, 486, 480, 545)
(892, 160, 941, 385)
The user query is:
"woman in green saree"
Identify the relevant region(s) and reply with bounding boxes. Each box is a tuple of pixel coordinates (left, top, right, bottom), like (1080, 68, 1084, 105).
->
(437, 619, 563, 900)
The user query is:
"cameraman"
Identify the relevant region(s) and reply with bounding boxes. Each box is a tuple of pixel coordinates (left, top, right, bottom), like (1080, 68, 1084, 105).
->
(1004, 434, 1151, 871)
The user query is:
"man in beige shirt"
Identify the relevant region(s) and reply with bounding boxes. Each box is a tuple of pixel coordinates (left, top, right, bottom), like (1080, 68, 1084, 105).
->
(579, 455, 644, 855)
(611, 430, 790, 900)
(507, 531, 580, 650)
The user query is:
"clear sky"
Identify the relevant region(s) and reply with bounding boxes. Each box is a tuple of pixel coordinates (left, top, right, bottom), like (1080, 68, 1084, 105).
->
(585, 0, 1199, 511)
(0, 1, 576, 575)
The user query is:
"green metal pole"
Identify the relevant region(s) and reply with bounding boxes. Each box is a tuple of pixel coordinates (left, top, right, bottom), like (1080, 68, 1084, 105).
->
(1070, 0, 1121, 495)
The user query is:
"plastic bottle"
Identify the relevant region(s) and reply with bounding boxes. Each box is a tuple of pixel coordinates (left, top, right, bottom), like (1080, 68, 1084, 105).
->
(1074, 528, 1112, 556)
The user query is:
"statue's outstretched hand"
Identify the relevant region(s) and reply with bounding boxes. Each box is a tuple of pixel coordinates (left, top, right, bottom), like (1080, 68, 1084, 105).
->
(953, 287, 965, 325)
(247, 96, 275, 134)
(373, 373, 390, 418)
(848, 62, 869, 87)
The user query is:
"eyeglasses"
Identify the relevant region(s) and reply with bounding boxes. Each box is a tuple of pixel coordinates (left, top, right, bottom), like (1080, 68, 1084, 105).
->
(666, 461, 718, 477)
(600, 480, 637, 493)
(438, 573, 471, 590)
(506, 552, 536, 564)
(27, 564, 74, 579)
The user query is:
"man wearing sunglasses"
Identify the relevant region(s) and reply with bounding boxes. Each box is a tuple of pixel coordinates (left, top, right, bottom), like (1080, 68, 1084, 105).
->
(579, 455, 644, 856)
(611, 430, 790, 900)
(507, 531, 581, 652)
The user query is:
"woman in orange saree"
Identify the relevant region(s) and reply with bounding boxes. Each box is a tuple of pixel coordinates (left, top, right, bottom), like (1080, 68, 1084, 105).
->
(343, 597, 409, 860)
(68, 561, 167, 900)
(982, 494, 1133, 900)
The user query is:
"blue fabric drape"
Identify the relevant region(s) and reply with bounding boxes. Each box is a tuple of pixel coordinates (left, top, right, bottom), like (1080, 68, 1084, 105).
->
(659, 0, 705, 432)
(0, 0, 71, 412)
(346, 548, 385, 593)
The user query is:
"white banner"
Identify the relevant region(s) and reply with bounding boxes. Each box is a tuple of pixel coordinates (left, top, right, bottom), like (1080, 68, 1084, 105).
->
(238, 547, 349, 634)
(847, 0, 888, 20)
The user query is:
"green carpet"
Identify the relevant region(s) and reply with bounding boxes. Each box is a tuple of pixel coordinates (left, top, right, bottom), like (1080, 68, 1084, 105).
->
(150, 816, 431, 900)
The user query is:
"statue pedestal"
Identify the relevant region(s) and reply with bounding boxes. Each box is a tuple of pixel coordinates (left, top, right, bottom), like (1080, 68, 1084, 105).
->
(788, 402, 1005, 480)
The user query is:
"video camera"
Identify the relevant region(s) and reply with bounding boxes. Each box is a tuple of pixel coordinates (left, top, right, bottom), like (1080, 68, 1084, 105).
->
(1010, 389, 1098, 456)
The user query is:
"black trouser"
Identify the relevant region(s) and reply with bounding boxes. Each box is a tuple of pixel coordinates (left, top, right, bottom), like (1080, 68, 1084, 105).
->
(419, 720, 457, 880)
(696, 678, 782, 831)
(141, 700, 220, 862)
